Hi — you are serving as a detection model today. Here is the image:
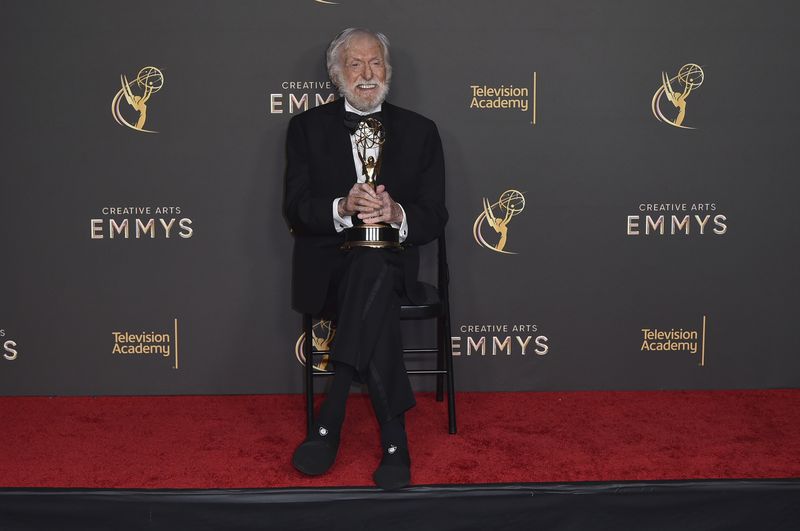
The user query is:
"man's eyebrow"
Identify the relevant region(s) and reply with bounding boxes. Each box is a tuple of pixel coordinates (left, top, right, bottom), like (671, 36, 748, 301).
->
(351, 58, 382, 64)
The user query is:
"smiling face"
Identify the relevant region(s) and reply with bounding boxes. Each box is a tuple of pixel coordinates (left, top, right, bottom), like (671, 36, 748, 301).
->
(338, 33, 389, 112)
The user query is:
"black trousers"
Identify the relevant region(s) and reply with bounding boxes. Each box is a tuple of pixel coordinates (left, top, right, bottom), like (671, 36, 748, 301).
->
(321, 247, 416, 422)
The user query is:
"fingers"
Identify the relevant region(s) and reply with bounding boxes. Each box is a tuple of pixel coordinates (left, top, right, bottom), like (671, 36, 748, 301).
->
(358, 183, 378, 198)
(346, 183, 381, 212)
(359, 208, 391, 224)
(360, 209, 398, 225)
(358, 195, 391, 219)
(358, 200, 400, 224)
(374, 186, 393, 207)
(347, 183, 379, 200)
(350, 194, 381, 211)
(346, 183, 398, 219)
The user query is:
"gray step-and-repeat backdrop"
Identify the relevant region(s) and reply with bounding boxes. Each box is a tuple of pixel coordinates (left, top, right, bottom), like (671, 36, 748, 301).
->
(2, 0, 798, 395)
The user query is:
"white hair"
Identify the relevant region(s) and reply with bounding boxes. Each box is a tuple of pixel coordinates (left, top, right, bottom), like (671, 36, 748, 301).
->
(326, 28, 392, 88)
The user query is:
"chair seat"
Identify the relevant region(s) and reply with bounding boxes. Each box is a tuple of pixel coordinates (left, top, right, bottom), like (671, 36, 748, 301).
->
(400, 282, 442, 320)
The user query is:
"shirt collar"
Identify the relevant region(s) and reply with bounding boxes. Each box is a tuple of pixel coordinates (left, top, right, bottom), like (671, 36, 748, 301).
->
(344, 98, 382, 115)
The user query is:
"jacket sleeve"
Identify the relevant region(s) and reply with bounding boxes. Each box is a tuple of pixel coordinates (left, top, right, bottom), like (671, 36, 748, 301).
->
(283, 115, 339, 236)
(402, 121, 448, 246)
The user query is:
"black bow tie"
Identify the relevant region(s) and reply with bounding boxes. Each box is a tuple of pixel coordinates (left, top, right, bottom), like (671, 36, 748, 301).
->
(344, 111, 383, 134)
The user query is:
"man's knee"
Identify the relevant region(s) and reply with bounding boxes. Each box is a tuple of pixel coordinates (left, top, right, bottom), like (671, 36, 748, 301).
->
(347, 248, 394, 273)
(339, 249, 403, 301)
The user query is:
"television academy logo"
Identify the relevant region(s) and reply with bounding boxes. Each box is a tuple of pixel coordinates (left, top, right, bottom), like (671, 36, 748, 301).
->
(112, 318, 181, 369)
(641, 316, 707, 366)
(651, 63, 704, 129)
(295, 320, 334, 371)
(90, 205, 193, 240)
(1, 329, 19, 361)
(627, 203, 727, 236)
(269, 80, 336, 115)
(473, 189, 527, 254)
(468, 73, 538, 125)
(112, 66, 165, 133)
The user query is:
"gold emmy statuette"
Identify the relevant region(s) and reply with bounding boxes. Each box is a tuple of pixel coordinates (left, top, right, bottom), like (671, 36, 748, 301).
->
(342, 118, 402, 250)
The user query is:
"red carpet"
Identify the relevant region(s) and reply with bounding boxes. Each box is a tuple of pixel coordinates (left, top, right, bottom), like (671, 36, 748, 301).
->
(1, 390, 799, 489)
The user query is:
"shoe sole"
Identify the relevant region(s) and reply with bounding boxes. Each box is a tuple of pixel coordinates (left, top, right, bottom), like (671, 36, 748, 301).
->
(373, 467, 411, 490)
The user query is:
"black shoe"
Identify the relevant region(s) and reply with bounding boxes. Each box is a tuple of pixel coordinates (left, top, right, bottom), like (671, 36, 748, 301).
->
(373, 443, 411, 490)
(292, 424, 340, 476)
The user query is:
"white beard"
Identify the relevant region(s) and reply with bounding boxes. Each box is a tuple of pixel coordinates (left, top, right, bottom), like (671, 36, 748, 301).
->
(340, 79, 390, 112)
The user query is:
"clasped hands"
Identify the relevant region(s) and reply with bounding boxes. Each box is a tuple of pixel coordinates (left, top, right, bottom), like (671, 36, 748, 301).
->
(338, 183, 403, 225)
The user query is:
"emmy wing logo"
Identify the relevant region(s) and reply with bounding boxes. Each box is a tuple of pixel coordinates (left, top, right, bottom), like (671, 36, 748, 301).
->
(295, 320, 335, 371)
(651, 63, 705, 129)
(473, 190, 526, 254)
(112, 66, 165, 133)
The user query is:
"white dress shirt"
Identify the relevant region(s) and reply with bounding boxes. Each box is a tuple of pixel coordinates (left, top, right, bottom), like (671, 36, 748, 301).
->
(332, 99, 408, 242)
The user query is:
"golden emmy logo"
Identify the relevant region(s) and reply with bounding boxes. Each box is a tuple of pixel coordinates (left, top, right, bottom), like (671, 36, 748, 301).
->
(295, 320, 335, 371)
(651, 63, 704, 129)
(473, 189, 526, 254)
(112, 66, 165, 133)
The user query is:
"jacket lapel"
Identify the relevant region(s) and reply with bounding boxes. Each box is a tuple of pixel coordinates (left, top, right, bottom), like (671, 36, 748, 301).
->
(376, 101, 396, 191)
(325, 99, 359, 187)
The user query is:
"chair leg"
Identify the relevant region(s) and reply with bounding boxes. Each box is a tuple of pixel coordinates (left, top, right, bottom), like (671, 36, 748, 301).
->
(303, 314, 314, 438)
(436, 317, 444, 402)
(443, 308, 457, 434)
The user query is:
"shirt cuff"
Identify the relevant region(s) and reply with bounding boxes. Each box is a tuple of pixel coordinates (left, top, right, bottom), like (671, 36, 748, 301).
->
(390, 203, 408, 243)
(332, 197, 353, 232)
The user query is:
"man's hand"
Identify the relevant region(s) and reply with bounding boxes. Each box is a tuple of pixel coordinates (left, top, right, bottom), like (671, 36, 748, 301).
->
(358, 184, 403, 225)
(339, 183, 382, 218)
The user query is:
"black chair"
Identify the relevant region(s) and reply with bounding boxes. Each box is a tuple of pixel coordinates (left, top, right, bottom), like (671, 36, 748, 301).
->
(302, 234, 457, 436)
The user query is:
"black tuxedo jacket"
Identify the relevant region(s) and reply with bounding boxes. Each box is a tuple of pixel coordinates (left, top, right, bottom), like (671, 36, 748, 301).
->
(283, 98, 448, 314)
